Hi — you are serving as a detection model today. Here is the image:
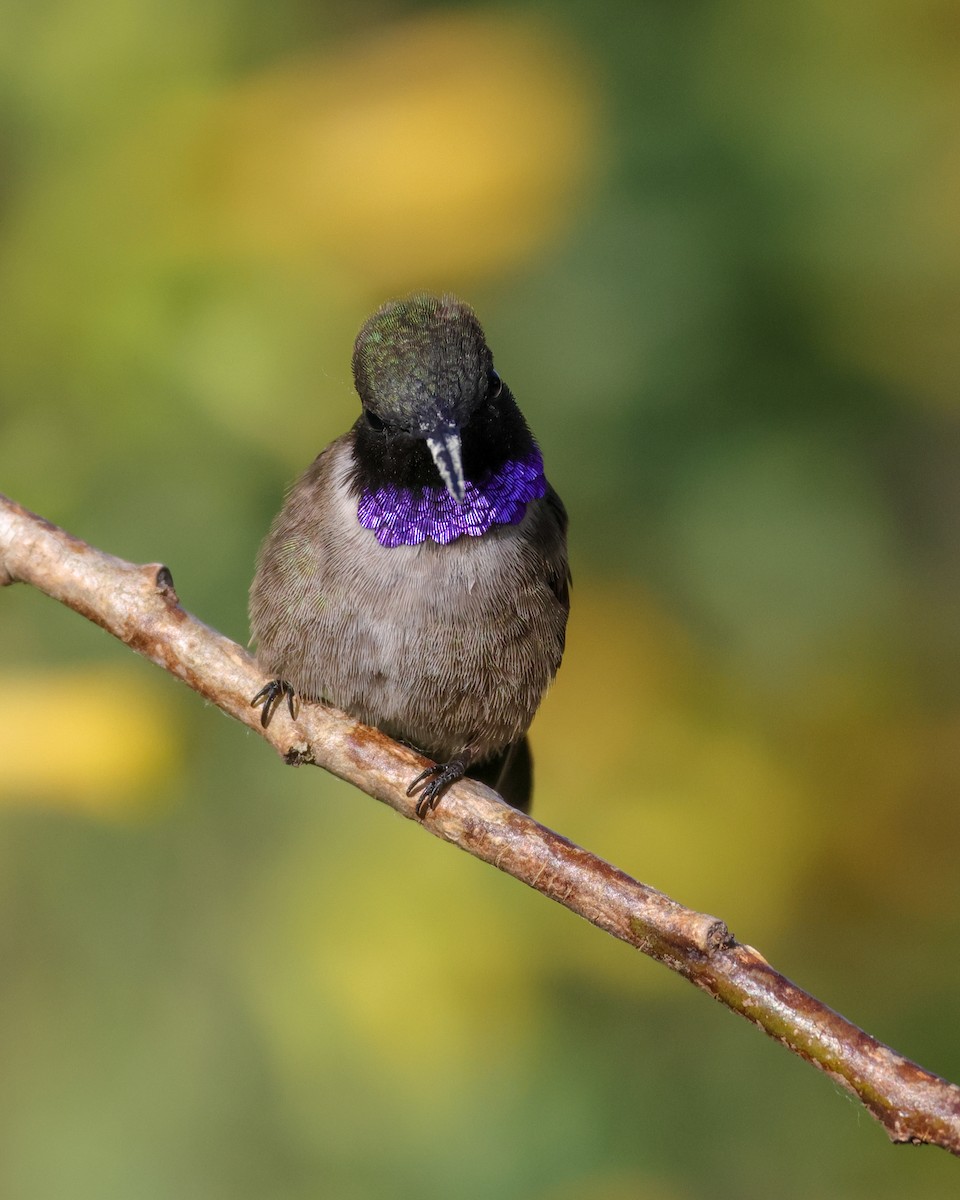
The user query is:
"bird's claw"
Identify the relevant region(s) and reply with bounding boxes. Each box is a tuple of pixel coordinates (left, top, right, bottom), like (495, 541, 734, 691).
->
(407, 757, 467, 818)
(251, 679, 298, 727)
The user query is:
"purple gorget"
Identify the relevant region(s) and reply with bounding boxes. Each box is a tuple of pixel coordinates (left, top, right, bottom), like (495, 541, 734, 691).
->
(357, 449, 547, 548)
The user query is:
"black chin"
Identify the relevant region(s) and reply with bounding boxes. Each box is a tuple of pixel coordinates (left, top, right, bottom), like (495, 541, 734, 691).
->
(348, 386, 535, 497)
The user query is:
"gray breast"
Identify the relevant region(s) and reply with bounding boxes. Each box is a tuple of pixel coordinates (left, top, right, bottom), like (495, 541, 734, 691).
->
(251, 437, 568, 761)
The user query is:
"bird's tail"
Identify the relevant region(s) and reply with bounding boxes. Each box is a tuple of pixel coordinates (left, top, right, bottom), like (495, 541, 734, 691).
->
(470, 737, 533, 813)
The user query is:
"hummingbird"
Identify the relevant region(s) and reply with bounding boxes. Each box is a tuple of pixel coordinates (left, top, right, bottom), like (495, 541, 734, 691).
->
(249, 294, 569, 816)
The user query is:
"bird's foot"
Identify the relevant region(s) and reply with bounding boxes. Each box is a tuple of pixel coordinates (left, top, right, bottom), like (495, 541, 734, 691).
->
(407, 754, 469, 818)
(251, 678, 298, 727)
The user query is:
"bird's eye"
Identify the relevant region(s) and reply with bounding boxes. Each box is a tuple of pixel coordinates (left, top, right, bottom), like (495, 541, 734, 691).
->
(488, 369, 503, 398)
(364, 409, 387, 432)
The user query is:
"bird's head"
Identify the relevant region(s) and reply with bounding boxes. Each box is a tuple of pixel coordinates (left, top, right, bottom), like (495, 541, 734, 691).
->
(351, 294, 504, 503)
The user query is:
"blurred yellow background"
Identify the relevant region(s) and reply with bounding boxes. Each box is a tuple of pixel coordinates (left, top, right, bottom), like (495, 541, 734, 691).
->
(2, 2, 959, 1197)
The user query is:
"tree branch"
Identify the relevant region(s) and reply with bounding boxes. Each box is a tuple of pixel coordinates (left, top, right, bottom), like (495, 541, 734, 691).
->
(2, 490, 958, 1154)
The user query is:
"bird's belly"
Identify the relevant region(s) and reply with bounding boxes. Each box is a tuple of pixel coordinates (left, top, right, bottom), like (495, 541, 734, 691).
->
(314, 529, 560, 761)
(251, 439, 566, 763)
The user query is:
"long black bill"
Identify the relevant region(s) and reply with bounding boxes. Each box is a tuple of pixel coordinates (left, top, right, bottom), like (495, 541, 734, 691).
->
(426, 430, 466, 504)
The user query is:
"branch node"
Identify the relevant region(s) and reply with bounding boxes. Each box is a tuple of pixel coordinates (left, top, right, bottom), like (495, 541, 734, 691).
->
(705, 919, 735, 954)
(152, 564, 178, 601)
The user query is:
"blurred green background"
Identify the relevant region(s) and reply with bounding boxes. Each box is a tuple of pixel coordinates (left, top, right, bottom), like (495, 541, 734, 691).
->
(2, 1, 960, 1196)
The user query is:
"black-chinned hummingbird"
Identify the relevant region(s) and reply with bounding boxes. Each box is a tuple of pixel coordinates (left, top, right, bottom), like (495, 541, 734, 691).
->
(250, 294, 570, 815)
